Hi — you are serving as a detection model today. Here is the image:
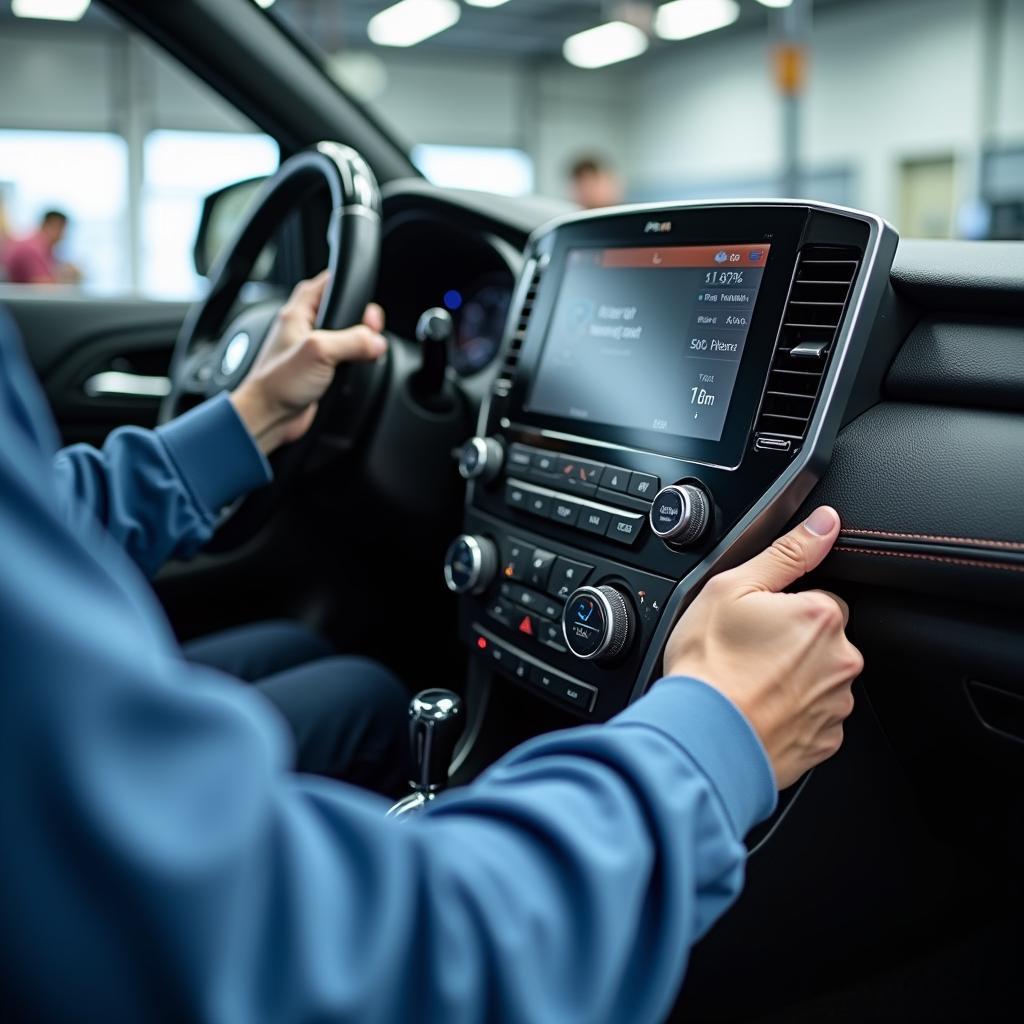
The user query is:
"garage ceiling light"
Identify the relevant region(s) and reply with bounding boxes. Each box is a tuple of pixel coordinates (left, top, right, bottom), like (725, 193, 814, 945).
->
(368, 0, 461, 48)
(464, 0, 511, 7)
(563, 21, 649, 69)
(755, 0, 794, 8)
(254, 0, 276, 10)
(655, 0, 740, 41)
(11, 0, 90, 20)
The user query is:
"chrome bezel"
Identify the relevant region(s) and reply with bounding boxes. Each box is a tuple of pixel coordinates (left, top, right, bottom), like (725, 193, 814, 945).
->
(562, 585, 618, 661)
(443, 534, 484, 595)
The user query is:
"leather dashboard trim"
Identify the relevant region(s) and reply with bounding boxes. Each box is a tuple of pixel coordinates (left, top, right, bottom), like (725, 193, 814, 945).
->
(840, 528, 1024, 552)
(801, 401, 1024, 602)
(841, 549, 1024, 573)
(885, 316, 1024, 411)
(890, 239, 1024, 315)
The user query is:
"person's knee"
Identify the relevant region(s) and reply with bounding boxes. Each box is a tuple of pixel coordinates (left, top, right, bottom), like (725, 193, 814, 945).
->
(327, 657, 409, 723)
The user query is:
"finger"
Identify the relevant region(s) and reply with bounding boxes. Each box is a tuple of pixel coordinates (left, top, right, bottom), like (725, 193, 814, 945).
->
(734, 506, 841, 594)
(307, 324, 386, 366)
(289, 271, 331, 318)
(362, 302, 385, 334)
(805, 589, 849, 628)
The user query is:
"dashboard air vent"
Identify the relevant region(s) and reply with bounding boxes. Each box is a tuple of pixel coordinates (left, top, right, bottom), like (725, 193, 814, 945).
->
(493, 258, 544, 396)
(753, 245, 860, 443)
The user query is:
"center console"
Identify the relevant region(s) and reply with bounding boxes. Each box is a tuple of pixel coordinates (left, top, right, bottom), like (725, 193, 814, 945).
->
(445, 201, 897, 722)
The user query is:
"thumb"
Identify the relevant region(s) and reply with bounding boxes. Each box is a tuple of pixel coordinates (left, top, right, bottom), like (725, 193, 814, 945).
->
(735, 506, 841, 593)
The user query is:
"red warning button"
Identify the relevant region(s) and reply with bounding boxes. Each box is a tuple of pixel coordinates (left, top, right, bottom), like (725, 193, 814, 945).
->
(517, 615, 536, 637)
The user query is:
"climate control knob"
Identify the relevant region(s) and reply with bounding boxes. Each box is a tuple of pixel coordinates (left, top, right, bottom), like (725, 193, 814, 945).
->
(458, 436, 503, 482)
(443, 534, 497, 595)
(650, 483, 711, 546)
(562, 585, 634, 663)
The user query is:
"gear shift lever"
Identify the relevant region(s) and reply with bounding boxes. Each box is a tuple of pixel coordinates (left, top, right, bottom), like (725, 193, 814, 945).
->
(410, 307, 454, 412)
(387, 689, 464, 818)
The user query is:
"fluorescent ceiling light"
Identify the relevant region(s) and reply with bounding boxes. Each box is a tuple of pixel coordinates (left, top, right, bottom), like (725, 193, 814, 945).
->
(755, 0, 794, 8)
(368, 0, 461, 48)
(254, 0, 276, 10)
(563, 21, 649, 69)
(655, 0, 740, 41)
(11, 0, 90, 20)
(464, 0, 511, 7)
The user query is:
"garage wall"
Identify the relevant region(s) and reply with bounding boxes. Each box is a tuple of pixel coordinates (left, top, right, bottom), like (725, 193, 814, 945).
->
(358, 49, 626, 198)
(619, 0, 1023, 223)
(0, 20, 253, 134)
(0, 0, 1020, 233)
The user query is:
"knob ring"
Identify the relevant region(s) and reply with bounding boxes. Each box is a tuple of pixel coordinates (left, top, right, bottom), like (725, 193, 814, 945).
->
(443, 535, 492, 595)
(458, 436, 503, 482)
(458, 437, 489, 480)
(649, 483, 711, 546)
(562, 585, 632, 661)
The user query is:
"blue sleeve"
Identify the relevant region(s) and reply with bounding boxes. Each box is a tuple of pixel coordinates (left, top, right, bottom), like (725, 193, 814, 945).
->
(0, 323, 777, 1024)
(52, 393, 272, 576)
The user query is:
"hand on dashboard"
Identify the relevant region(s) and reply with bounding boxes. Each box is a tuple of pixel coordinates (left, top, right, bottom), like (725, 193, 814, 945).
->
(663, 506, 863, 790)
(231, 271, 388, 456)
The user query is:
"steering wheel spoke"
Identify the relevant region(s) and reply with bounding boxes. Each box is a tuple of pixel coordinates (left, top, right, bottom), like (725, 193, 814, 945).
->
(180, 342, 219, 395)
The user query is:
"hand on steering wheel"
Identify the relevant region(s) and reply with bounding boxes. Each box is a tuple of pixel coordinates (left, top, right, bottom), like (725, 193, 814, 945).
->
(230, 273, 387, 455)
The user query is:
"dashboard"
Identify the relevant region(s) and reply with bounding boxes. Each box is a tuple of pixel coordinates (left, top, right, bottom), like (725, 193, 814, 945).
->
(443, 200, 897, 721)
(376, 211, 517, 376)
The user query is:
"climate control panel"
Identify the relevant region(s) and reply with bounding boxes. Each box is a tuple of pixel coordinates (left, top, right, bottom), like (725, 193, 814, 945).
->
(449, 509, 674, 720)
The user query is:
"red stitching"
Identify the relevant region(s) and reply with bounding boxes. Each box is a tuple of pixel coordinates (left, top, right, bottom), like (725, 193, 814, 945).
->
(835, 546, 1024, 574)
(841, 528, 1024, 552)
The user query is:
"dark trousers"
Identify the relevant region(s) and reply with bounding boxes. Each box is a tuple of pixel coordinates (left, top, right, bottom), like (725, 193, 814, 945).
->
(184, 621, 411, 798)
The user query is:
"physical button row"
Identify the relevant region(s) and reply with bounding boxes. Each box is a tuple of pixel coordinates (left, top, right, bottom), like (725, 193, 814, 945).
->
(506, 478, 645, 546)
(502, 539, 594, 598)
(472, 624, 598, 712)
(508, 444, 660, 502)
(486, 588, 567, 655)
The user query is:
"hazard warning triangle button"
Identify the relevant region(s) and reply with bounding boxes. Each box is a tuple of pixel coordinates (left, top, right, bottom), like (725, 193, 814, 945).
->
(517, 615, 535, 637)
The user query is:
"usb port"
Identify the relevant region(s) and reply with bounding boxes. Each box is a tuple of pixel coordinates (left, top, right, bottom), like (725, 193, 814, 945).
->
(754, 436, 793, 453)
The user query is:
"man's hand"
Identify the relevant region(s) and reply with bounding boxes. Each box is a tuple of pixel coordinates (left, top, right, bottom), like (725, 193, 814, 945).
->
(230, 271, 387, 455)
(663, 506, 863, 790)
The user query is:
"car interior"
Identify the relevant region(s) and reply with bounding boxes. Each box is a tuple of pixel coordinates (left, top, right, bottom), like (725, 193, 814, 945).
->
(1, 0, 1022, 1020)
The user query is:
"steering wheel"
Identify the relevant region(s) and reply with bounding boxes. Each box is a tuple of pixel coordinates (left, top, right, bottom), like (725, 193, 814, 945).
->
(162, 141, 381, 423)
(159, 142, 382, 541)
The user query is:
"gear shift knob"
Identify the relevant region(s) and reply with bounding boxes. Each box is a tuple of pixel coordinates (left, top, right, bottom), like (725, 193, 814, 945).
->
(409, 688, 463, 793)
(411, 307, 453, 408)
(388, 689, 464, 818)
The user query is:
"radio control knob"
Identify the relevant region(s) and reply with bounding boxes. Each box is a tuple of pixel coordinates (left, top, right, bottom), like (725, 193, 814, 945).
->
(458, 436, 503, 482)
(562, 585, 634, 663)
(650, 484, 712, 546)
(443, 534, 497, 595)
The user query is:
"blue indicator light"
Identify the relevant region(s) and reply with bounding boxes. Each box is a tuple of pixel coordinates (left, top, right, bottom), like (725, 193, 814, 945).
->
(443, 289, 463, 311)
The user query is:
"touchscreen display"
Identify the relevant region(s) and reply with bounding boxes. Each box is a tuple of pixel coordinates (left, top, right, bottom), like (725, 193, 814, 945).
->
(526, 243, 770, 443)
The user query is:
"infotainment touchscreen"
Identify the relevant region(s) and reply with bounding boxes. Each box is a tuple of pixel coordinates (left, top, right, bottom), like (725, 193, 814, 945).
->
(525, 243, 771, 443)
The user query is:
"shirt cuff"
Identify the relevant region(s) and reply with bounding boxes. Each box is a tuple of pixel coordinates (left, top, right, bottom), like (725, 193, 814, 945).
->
(156, 393, 272, 517)
(612, 677, 778, 837)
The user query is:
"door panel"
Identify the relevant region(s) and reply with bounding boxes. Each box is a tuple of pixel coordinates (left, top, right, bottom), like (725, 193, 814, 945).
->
(2, 291, 189, 445)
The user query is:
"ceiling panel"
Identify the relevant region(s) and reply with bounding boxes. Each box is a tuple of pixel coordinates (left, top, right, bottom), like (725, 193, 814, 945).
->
(271, 0, 838, 59)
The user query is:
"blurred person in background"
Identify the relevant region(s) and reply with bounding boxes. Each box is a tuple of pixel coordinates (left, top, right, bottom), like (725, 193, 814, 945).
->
(568, 154, 625, 210)
(3, 209, 82, 286)
(0, 193, 10, 280)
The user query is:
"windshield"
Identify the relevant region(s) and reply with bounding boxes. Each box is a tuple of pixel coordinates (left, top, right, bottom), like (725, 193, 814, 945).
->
(268, 0, 1024, 240)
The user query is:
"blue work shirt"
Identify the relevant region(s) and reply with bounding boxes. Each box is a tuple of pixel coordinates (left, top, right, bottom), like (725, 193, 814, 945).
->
(0, 311, 776, 1023)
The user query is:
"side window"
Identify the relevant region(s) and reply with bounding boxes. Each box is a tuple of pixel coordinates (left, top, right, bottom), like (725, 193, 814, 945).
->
(0, 8, 278, 300)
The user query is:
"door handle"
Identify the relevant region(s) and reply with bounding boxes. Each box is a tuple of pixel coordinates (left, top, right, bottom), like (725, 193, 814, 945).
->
(83, 371, 172, 399)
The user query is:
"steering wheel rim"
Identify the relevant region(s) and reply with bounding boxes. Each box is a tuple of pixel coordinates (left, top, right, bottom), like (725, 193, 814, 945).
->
(160, 141, 382, 425)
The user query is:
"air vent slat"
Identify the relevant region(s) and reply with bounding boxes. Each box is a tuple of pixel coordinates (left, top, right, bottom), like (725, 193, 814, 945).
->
(753, 245, 860, 446)
(494, 259, 545, 396)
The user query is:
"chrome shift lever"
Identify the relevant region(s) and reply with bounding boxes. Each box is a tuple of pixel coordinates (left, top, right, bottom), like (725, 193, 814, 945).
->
(387, 689, 464, 818)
